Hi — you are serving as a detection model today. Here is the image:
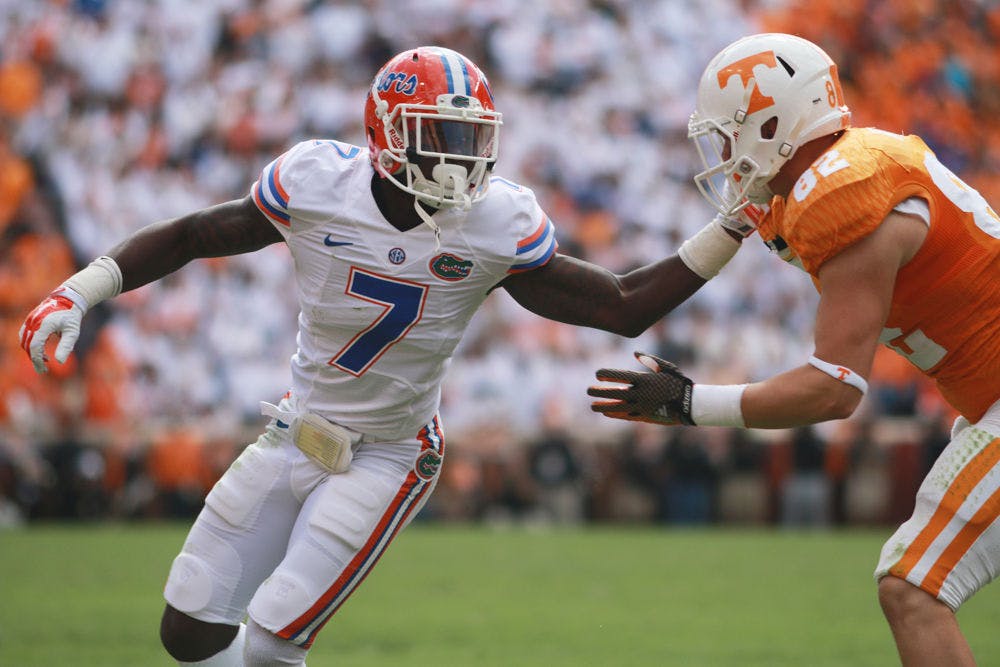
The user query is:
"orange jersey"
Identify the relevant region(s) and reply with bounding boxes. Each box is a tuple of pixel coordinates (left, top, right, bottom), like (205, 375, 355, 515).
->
(757, 127, 1000, 421)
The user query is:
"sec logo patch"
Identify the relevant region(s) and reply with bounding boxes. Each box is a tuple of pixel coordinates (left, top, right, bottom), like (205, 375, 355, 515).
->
(388, 247, 406, 264)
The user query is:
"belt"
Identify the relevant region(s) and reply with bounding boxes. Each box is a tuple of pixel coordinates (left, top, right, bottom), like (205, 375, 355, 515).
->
(260, 401, 363, 474)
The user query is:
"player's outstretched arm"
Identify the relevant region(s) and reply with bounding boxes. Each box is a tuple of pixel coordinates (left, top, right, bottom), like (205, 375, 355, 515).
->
(502, 252, 707, 337)
(19, 196, 281, 372)
(502, 203, 762, 336)
(110, 196, 282, 291)
(737, 211, 925, 428)
(588, 211, 927, 429)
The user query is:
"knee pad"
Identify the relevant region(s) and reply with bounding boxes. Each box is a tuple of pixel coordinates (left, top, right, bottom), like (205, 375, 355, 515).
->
(164, 528, 244, 620)
(309, 471, 395, 551)
(164, 553, 214, 615)
(247, 571, 314, 633)
(244, 618, 308, 666)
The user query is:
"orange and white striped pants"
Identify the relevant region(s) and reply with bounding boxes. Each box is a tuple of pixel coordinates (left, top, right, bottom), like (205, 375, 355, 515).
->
(875, 406, 1000, 610)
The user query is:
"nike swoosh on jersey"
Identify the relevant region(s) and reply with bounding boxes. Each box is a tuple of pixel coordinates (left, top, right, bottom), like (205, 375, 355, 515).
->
(324, 234, 354, 247)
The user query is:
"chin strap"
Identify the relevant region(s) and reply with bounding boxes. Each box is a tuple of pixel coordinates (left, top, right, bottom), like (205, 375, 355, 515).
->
(413, 198, 442, 250)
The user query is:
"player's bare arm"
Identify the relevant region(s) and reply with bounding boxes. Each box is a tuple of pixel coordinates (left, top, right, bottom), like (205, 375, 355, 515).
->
(740, 210, 928, 427)
(589, 211, 928, 427)
(501, 252, 707, 338)
(111, 196, 283, 292)
(19, 195, 281, 372)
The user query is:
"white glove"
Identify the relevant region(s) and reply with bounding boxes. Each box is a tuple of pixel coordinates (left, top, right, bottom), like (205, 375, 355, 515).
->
(19, 287, 88, 373)
(716, 198, 767, 238)
(713, 178, 769, 238)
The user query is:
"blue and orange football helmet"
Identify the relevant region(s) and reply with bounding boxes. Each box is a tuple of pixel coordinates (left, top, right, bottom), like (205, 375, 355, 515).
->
(365, 46, 502, 210)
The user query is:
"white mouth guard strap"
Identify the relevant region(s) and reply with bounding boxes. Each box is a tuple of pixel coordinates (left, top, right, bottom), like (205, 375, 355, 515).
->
(807, 355, 869, 394)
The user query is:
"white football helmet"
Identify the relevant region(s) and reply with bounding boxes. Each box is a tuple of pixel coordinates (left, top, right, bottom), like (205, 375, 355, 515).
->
(689, 33, 851, 218)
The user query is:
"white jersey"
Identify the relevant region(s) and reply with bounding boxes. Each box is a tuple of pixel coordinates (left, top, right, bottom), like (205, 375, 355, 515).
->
(251, 139, 557, 440)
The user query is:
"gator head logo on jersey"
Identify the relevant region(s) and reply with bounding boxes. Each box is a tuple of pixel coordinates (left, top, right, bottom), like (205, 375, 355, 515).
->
(429, 253, 473, 281)
(415, 448, 442, 481)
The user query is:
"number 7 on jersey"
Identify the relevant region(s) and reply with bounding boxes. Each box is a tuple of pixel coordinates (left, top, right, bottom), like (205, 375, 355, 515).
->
(330, 268, 429, 376)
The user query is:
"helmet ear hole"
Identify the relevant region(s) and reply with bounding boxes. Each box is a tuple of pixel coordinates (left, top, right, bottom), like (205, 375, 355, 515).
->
(760, 116, 778, 140)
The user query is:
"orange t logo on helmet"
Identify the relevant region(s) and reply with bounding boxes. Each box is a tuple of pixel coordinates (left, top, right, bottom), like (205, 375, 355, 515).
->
(716, 51, 779, 116)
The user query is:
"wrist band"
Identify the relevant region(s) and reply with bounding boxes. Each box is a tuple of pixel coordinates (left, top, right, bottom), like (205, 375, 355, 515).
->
(807, 355, 868, 394)
(53, 285, 89, 311)
(678, 219, 741, 280)
(62, 256, 123, 312)
(691, 383, 748, 427)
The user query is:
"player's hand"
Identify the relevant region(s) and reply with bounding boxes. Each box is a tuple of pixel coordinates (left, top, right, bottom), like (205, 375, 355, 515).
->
(588, 351, 695, 425)
(18, 288, 87, 374)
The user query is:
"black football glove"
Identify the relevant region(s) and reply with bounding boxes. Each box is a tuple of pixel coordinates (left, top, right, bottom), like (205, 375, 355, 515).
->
(588, 351, 695, 425)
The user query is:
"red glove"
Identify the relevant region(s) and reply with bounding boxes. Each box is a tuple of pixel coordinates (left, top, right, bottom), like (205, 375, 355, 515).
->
(19, 287, 87, 374)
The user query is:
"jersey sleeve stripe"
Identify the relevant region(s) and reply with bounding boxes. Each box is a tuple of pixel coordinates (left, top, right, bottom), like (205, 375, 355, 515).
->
(508, 236, 557, 274)
(252, 179, 291, 226)
(266, 155, 290, 206)
(517, 216, 552, 253)
(252, 153, 292, 226)
(489, 176, 521, 191)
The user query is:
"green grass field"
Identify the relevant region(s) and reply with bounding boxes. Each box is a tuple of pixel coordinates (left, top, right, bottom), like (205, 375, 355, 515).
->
(1, 523, 998, 666)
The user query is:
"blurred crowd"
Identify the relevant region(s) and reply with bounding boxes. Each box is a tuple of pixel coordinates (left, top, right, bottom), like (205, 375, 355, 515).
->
(0, 0, 995, 527)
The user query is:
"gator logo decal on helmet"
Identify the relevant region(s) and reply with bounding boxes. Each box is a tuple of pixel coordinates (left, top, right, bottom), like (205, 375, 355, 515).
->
(429, 253, 473, 281)
(415, 448, 442, 481)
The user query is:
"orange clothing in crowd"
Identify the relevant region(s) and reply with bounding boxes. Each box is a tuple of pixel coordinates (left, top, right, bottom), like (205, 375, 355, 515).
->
(0, 59, 42, 118)
(146, 429, 215, 493)
(0, 145, 33, 230)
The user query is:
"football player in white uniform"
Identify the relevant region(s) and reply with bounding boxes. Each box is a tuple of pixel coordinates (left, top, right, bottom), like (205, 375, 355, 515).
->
(20, 47, 754, 666)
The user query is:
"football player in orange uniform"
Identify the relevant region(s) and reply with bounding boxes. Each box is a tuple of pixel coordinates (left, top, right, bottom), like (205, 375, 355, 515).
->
(589, 33, 1000, 666)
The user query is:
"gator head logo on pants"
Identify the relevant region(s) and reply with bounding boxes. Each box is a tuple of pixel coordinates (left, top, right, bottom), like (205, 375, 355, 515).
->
(429, 253, 473, 281)
(415, 449, 443, 481)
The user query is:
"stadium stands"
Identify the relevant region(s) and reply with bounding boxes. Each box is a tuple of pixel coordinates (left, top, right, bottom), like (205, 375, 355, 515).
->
(0, 0, 989, 526)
